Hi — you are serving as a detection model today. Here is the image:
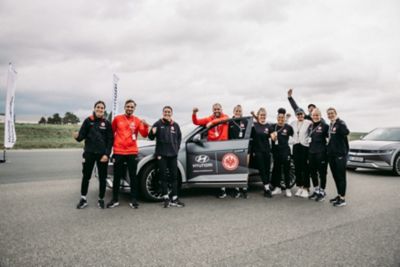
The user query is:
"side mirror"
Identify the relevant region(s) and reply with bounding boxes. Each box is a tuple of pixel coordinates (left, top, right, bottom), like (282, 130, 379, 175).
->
(193, 134, 203, 144)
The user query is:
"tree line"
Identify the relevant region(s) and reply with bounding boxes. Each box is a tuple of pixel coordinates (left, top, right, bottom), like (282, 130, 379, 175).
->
(38, 111, 112, 125)
(38, 112, 80, 125)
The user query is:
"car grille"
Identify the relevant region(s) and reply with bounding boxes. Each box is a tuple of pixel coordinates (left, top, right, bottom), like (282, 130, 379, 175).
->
(349, 149, 380, 153)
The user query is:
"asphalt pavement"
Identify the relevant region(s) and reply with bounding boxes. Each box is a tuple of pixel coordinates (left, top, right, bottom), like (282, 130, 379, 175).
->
(0, 150, 399, 267)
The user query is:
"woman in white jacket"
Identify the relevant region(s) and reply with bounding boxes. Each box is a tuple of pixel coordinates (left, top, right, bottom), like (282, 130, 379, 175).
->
(290, 108, 312, 198)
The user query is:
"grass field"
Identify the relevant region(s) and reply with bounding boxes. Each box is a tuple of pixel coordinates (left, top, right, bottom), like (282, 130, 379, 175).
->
(0, 123, 364, 149)
(0, 123, 83, 149)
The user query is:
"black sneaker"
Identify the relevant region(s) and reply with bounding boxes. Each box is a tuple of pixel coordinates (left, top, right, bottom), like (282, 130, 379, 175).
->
(218, 190, 227, 199)
(233, 189, 241, 199)
(163, 198, 170, 208)
(106, 200, 120, 208)
(170, 198, 185, 207)
(264, 189, 272, 198)
(333, 198, 347, 207)
(329, 196, 340, 203)
(242, 189, 248, 199)
(76, 198, 88, 209)
(129, 199, 139, 209)
(308, 191, 319, 200)
(98, 199, 105, 209)
(315, 191, 326, 202)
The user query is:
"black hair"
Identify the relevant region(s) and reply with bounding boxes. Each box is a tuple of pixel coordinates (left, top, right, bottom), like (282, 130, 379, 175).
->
(94, 100, 106, 108)
(125, 99, 136, 106)
(308, 104, 316, 109)
(277, 108, 286, 115)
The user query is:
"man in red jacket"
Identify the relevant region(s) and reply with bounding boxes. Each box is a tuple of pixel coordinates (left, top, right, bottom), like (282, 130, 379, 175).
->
(107, 99, 149, 209)
(192, 103, 229, 141)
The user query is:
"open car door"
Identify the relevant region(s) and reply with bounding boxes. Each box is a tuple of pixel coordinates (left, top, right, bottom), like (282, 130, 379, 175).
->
(186, 117, 253, 188)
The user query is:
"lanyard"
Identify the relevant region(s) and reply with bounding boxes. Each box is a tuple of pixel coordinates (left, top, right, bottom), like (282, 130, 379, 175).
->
(329, 120, 337, 141)
(274, 124, 286, 134)
(296, 121, 305, 136)
(231, 119, 245, 129)
(309, 122, 322, 136)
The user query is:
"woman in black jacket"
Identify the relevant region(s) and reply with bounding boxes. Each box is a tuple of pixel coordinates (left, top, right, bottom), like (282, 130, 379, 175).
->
(326, 107, 350, 207)
(270, 108, 294, 197)
(74, 100, 113, 209)
(148, 106, 184, 208)
(250, 108, 274, 198)
(307, 108, 329, 202)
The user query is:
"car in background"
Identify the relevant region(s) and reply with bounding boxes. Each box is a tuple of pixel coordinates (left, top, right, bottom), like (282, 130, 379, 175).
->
(347, 127, 400, 176)
(103, 116, 295, 201)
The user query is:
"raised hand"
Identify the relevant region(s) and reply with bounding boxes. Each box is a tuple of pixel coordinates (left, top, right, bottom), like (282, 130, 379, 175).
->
(288, 88, 293, 97)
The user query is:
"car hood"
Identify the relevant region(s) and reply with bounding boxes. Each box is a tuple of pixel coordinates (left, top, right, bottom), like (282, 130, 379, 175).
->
(138, 140, 156, 148)
(350, 140, 400, 150)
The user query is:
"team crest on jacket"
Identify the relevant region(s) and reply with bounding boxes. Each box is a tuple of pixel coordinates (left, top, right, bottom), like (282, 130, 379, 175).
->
(222, 153, 239, 171)
(101, 122, 105, 127)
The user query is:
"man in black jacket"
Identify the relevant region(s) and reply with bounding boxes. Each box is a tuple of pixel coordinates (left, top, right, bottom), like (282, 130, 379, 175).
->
(327, 107, 350, 207)
(74, 101, 113, 209)
(148, 106, 184, 208)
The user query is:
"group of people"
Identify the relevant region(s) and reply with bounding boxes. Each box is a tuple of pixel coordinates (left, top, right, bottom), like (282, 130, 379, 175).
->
(74, 88, 350, 210)
(74, 99, 184, 209)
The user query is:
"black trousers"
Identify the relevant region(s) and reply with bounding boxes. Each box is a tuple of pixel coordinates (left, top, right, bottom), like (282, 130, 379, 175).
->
(271, 153, 291, 189)
(81, 152, 108, 199)
(309, 152, 327, 189)
(328, 155, 347, 197)
(157, 155, 178, 197)
(254, 152, 271, 185)
(293, 144, 310, 188)
(112, 154, 138, 201)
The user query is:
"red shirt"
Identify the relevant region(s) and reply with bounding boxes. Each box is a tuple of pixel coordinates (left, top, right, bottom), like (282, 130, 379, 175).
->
(112, 114, 149, 155)
(192, 113, 229, 141)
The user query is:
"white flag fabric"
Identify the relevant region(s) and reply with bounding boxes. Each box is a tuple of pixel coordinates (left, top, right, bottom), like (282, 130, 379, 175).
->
(4, 63, 17, 149)
(111, 74, 119, 121)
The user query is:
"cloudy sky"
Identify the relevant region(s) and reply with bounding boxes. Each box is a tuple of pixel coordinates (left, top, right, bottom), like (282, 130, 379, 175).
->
(0, 0, 399, 132)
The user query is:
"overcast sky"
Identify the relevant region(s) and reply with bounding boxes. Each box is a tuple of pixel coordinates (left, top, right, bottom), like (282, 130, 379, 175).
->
(0, 0, 399, 132)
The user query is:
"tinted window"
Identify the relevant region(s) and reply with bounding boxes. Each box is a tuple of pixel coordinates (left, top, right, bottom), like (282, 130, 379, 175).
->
(363, 128, 400, 141)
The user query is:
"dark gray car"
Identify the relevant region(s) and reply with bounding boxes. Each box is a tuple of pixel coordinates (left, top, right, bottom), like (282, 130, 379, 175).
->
(347, 127, 400, 176)
(104, 116, 295, 201)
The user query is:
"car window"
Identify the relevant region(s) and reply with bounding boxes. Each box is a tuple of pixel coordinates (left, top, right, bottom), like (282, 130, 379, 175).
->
(363, 128, 400, 141)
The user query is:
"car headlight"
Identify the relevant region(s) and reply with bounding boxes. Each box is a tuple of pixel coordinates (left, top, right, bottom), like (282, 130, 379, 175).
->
(379, 149, 394, 154)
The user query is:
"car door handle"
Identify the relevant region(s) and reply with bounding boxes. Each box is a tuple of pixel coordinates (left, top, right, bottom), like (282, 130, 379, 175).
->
(234, 149, 245, 153)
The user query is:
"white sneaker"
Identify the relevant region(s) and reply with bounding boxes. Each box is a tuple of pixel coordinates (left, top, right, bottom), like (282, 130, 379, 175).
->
(285, 189, 292, 197)
(271, 187, 282, 195)
(300, 190, 309, 198)
(295, 188, 303, 197)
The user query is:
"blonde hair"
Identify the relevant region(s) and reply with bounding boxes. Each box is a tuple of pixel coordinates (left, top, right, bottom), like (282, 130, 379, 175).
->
(257, 107, 267, 116)
(312, 108, 321, 116)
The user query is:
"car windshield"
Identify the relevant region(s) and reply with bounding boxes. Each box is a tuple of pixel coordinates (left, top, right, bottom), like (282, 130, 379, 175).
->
(180, 122, 196, 138)
(362, 128, 400, 141)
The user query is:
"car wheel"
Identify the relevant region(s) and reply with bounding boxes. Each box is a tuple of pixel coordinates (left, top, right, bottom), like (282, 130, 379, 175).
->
(139, 162, 165, 202)
(279, 159, 296, 189)
(393, 154, 400, 176)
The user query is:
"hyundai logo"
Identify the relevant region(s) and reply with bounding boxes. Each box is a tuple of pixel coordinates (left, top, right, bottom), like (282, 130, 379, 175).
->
(195, 155, 210, 164)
